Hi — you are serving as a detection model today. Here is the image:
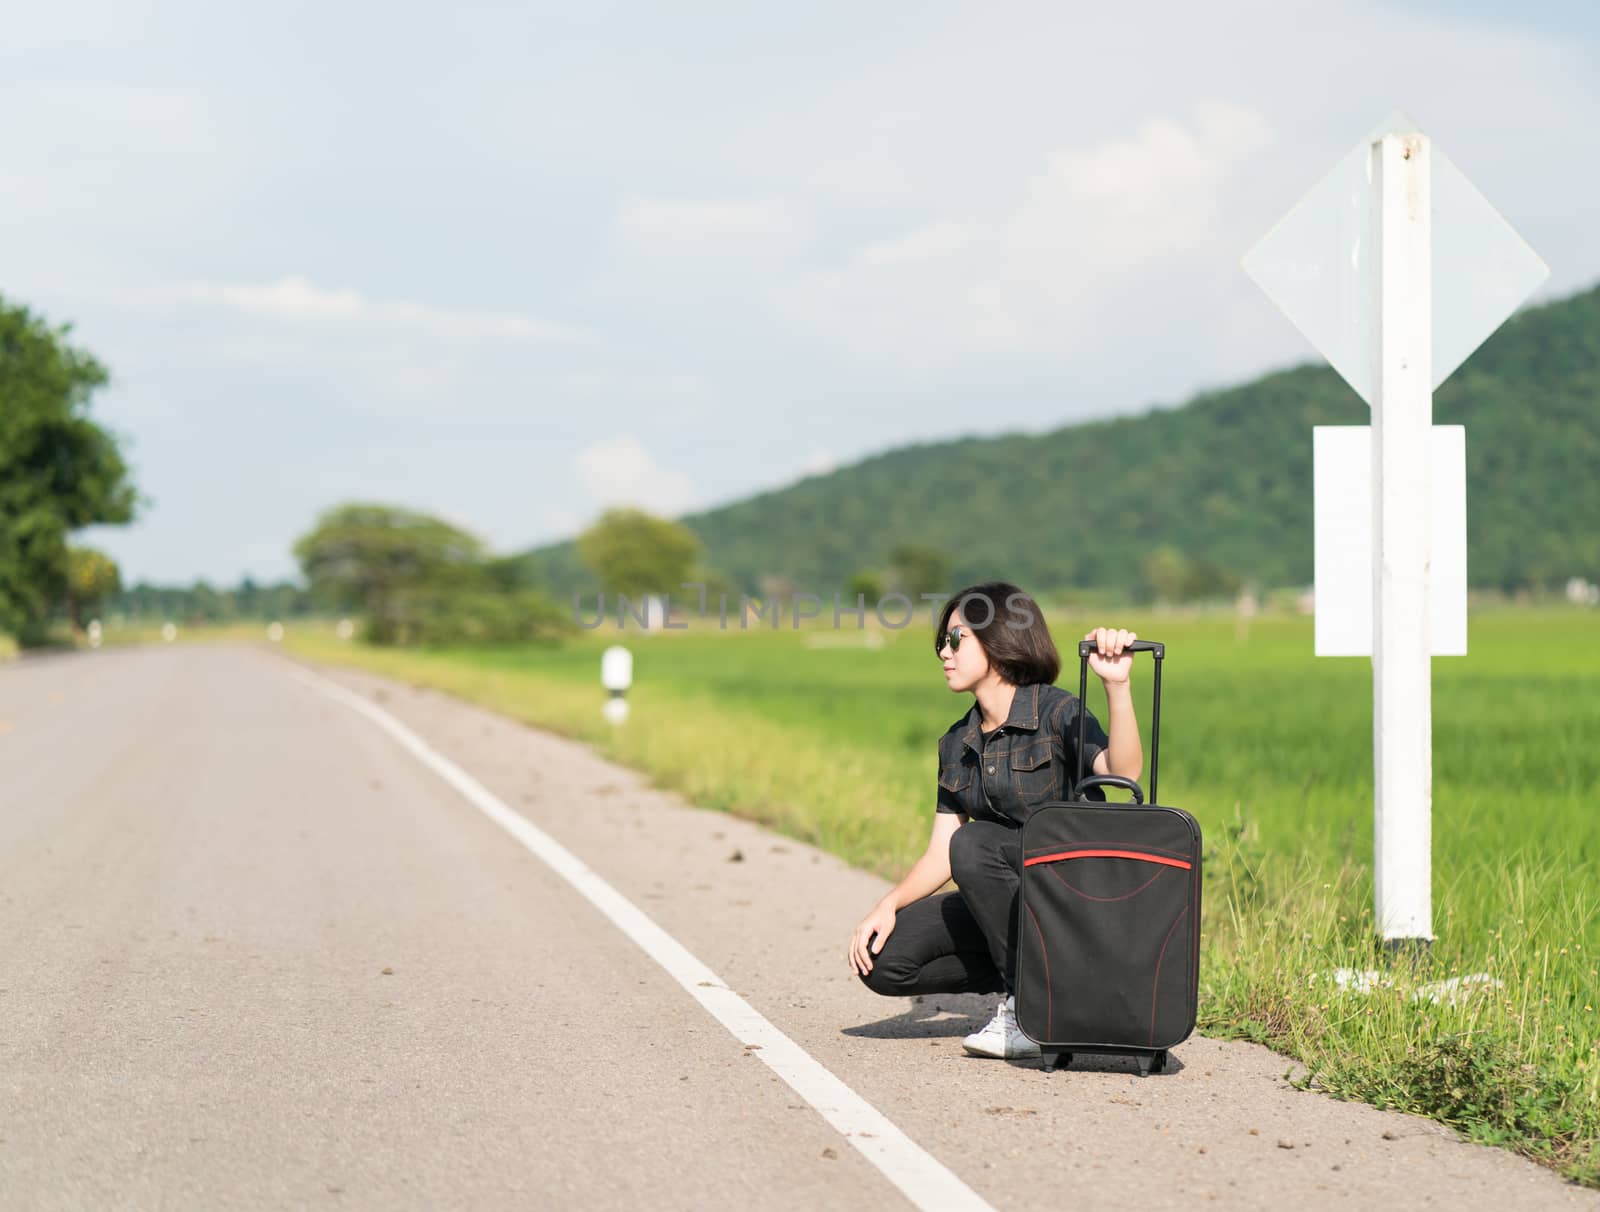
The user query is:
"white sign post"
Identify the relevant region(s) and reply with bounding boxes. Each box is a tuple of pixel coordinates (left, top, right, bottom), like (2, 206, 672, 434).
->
(1244, 112, 1548, 949)
(1371, 132, 1434, 944)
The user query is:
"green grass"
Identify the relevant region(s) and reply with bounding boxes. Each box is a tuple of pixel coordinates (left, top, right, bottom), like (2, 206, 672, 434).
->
(273, 607, 1600, 1185)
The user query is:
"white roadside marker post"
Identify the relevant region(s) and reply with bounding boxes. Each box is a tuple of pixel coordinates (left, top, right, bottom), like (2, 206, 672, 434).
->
(601, 645, 632, 725)
(1244, 112, 1548, 953)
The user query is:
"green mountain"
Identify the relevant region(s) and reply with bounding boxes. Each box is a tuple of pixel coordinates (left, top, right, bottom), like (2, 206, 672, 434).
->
(526, 283, 1600, 599)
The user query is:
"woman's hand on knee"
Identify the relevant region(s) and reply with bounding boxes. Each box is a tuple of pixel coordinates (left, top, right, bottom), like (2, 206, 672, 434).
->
(849, 901, 896, 976)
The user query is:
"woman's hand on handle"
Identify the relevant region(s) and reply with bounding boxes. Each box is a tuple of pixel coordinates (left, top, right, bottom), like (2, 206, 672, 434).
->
(1085, 626, 1137, 685)
(1085, 627, 1144, 783)
(849, 900, 897, 976)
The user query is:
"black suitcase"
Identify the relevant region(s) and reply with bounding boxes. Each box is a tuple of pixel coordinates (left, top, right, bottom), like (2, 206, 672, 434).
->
(1014, 639, 1201, 1076)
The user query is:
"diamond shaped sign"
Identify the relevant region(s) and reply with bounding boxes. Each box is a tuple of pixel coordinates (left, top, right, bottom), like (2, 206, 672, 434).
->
(1242, 111, 1548, 407)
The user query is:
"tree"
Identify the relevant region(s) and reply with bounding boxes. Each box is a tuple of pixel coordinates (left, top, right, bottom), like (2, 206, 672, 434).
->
(479, 554, 532, 593)
(0, 297, 140, 643)
(293, 503, 487, 644)
(188, 580, 225, 623)
(63, 546, 121, 630)
(576, 508, 701, 600)
(887, 543, 951, 598)
(694, 566, 737, 604)
(1141, 546, 1191, 604)
(1140, 544, 1240, 604)
(845, 569, 884, 606)
(383, 583, 575, 646)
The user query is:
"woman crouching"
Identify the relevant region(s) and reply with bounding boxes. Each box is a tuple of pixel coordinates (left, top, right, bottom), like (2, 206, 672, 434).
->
(847, 581, 1142, 1058)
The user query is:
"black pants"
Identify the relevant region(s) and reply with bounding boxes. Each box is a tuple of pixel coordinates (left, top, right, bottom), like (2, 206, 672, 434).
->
(858, 819, 1021, 998)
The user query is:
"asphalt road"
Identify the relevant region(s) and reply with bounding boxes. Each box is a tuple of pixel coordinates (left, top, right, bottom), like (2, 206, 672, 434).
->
(1, 644, 1594, 1210)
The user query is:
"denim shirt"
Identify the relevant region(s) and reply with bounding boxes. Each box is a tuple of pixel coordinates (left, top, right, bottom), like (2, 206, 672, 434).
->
(935, 682, 1111, 826)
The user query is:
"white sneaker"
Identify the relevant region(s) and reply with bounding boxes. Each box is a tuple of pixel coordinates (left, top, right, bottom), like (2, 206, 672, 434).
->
(962, 995, 1041, 1059)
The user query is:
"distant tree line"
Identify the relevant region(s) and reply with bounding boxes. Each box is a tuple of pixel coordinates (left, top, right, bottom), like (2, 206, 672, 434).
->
(110, 577, 314, 625)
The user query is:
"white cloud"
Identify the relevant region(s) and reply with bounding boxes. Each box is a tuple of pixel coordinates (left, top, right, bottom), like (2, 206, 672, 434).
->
(179, 276, 595, 345)
(859, 221, 983, 268)
(534, 506, 585, 544)
(560, 368, 706, 399)
(797, 446, 836, 478)
(575, 434, 698, 515)
(808, 157, 923, 204)
(616, 197, 801, 248)
(788, 100, 1275, 359)
(1045, 99, 1271, 206)
(435, 508, 486, 539)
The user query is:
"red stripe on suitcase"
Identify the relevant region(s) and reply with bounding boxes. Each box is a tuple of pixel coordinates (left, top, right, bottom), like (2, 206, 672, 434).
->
(1023, 848, 1193, 870)
(1023, 902, 1050, 1037)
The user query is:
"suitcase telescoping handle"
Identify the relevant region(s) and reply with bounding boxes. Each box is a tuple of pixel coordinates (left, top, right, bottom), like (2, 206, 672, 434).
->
(1073, 774, 1144, 804)
(1075, 639, 1163, 804)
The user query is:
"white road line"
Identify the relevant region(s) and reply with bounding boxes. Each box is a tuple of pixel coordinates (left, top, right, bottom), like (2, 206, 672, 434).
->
(287, 662, 996, 1212)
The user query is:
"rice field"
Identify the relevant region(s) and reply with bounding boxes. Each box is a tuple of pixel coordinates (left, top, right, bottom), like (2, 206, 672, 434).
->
(281, 605, 1600, 1185)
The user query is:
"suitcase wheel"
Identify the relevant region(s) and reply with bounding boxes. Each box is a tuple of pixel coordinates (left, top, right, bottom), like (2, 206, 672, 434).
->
(1041, 1051, 1072, 1073)
(1136, 1050, 1168, 1077)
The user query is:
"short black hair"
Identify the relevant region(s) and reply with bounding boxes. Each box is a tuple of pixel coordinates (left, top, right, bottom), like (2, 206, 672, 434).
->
(934, 582, 1060, 686)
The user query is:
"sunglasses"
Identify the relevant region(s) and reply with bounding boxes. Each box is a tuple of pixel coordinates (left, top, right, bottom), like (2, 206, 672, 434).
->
(940, 624, 965, 654)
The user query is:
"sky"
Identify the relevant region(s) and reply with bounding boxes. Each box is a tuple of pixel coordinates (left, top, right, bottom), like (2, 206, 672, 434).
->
(6, 0, 1598, 586)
